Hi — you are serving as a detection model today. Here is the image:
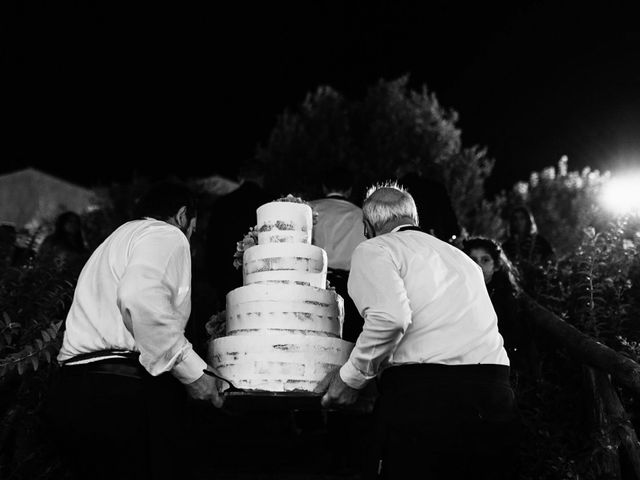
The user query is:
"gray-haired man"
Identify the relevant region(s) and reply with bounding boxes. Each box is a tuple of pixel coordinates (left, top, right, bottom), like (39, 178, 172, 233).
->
(318, 182, 520, 480)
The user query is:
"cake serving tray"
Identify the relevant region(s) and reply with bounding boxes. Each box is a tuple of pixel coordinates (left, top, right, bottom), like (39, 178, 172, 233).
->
(221, 390, 327, 412)
(203, 368, 366, 413)
(204, 368, 325, 412)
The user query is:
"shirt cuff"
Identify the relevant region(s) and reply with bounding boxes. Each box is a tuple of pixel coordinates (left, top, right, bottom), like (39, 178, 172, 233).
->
(339, 358, 372, 390)
(171, 347, 208, 384)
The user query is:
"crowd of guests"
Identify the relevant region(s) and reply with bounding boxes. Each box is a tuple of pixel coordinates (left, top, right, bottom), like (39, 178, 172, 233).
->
(1, 164, 559, 480)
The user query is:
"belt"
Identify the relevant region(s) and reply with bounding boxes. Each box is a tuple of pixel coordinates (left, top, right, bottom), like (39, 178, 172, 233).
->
(86, 360, 147, 379)
(61, 349, 139, 364)
(62, 357, 148, 380)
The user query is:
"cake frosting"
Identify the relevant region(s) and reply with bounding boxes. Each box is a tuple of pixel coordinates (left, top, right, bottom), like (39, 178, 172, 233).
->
(208, 200, 355, 393)
(242, 243, 327, 288)
(256, 201, 313, 245)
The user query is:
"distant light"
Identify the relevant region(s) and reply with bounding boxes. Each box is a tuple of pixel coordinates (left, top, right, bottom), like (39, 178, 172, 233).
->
(600, 172, 640, 215)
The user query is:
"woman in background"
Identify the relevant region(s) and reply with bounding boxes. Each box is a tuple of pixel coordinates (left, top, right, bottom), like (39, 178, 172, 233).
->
(462, 236, 541, 381)
(501, 205, 556, 296)
(502, 206, 555, 265)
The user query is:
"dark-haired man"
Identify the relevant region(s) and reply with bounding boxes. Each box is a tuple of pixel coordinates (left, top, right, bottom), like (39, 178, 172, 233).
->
(309, 166, 366, 342)
(48, 179, 224, 480)
(318, 182, 520, 480)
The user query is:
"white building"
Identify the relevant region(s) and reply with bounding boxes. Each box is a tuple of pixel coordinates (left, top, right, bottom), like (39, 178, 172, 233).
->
(0, 167, 97, 230)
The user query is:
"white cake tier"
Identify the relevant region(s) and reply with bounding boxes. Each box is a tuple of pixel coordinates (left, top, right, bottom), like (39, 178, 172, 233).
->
(256, 201, 313, 245)
(242, 243, 327, 288)
(208, 333, 355, 393)
(226, 284, 344, 337)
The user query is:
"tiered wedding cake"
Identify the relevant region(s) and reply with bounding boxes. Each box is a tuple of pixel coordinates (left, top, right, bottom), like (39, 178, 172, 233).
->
(208, 198, 355, 393)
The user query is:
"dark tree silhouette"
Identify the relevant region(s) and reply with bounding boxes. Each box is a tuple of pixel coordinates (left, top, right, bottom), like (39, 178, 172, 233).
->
(256, 75, 494, 228)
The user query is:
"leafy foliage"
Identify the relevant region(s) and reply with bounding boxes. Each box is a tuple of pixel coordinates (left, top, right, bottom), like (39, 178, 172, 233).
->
(0, 253, 81, 479)
(446, 145, 502, 238)
(506, 156, 611, 258)
(256, 75, 493, 226)
(0, 262, 75, 383)
(512, 215, 640, 479)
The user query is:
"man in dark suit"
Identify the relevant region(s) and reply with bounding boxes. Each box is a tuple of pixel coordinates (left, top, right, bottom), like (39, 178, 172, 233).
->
(397, 165, 461, 243)
(203, 162, 272, 309)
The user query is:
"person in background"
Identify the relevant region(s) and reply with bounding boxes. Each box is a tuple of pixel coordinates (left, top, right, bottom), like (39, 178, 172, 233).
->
(307, 166, 369, 473)
(38, 211, 89, 270)
(47, 179, 224, 480)
(203, 161, 271, 309)
(462, 236, 541, 381)
(396, 163, 461, 243)
(309, 166, 366, 342)
(501, 205, 555, 292)
(318, 181, 520, 480)
(502, 205, 555, 266)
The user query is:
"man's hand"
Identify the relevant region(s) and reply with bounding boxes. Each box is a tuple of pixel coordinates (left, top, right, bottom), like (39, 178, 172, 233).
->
(185, 372, 225, 408)
(315, 367, 360, 409)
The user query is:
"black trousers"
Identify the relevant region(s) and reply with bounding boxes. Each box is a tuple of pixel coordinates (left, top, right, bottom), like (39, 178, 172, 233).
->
(46, 359, 192, 480)
(367, 363, 521, 480)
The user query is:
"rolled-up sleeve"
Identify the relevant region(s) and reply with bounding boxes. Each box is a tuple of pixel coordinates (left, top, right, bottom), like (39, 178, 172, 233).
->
(340, 241, 412, 389)
(117, 230, 206, 384)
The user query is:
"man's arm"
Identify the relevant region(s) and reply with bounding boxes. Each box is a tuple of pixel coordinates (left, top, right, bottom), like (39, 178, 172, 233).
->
(185, 372, 225, 407)
(117, 229, 223, 406)
(342, 241, 412, 386)
(319, 241, 412, 406)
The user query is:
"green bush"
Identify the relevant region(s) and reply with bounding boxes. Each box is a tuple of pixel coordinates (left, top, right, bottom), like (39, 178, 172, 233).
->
(0, 255, 80, 479)
(513, 215, 640, 479)
(504, 156, 611, 258)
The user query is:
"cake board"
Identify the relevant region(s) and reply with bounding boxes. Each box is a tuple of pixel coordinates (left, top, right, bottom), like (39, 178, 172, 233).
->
(221, 390, 327, 413)
(205, 368, 328, 412)
(204, 369, 374, 414)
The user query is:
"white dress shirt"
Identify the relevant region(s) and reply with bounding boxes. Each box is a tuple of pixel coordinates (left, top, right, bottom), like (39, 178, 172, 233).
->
(57, 218, 207, 384)
(309, 195, 366, 271)
(340, 225, 509, 389)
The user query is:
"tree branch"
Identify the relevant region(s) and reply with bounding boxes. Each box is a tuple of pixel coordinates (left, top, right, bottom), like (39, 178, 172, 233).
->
(521, 293, 640, 396)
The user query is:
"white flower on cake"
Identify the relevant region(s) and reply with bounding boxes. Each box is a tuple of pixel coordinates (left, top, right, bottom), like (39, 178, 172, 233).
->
(274, 194, 319, 225)
(325, 278, 335, 291)
(275, 193, 307, 204)
(233, 227, 258, 270)
(205, 310, 226, 340)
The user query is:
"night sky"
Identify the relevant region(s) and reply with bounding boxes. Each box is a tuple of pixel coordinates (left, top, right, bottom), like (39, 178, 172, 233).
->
(2, 1, 639, 194)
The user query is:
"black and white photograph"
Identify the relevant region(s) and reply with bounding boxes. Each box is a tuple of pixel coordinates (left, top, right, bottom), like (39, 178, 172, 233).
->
(1, 2, 640, 479)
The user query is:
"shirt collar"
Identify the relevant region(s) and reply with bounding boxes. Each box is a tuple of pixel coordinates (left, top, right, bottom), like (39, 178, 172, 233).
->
(391, 224, 416, 233)
(326, 192, 348, 200)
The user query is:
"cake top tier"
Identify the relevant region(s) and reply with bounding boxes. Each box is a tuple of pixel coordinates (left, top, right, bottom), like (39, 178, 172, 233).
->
(256, 200, 313, 245)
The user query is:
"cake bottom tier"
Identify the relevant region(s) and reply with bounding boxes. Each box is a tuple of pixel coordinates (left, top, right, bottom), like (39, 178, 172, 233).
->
(208, 333, 355, 393)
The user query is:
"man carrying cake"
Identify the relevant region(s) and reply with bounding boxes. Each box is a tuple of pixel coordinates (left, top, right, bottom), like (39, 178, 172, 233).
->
(317, 181, 521, 480)
(48, 179, 224, 480)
